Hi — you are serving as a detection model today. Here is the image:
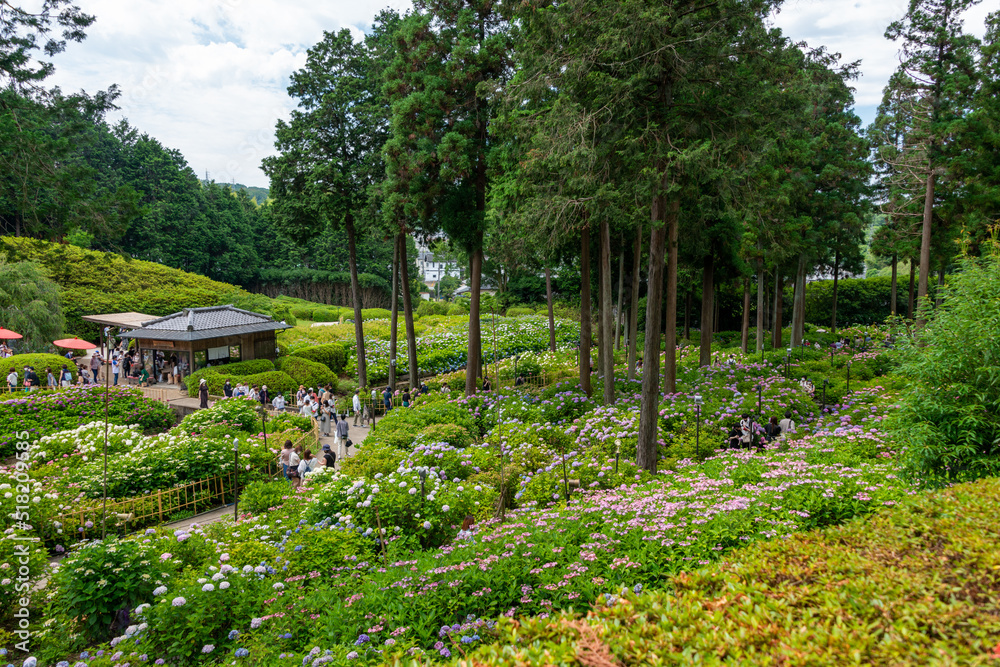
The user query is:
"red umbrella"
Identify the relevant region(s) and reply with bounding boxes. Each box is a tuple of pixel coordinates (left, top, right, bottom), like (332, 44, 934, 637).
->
(0, 328, 21, 340)
(53, 338, 98, 350)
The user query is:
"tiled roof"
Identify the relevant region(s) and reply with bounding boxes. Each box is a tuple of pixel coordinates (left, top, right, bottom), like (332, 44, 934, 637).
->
(118, 305, 292, 342)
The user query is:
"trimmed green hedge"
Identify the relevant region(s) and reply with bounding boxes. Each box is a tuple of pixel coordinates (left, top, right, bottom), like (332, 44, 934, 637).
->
(289, 343, 347, 375)
(0, 354, 78, 386)
(185, 369, 298, 398)
(184, 359, 275, 395)
(276, 356, 337, 391)
(459, 477, 1000, 666)
(367, 402, 478, 450)
(360, 308, 391, 320)
(505, 306, 535, 317)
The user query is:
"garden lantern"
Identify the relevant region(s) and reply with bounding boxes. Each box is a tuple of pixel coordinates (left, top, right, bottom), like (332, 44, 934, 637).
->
(419, 469, 427, 502)
(694, 394, 703, 459)
(233, 437, 240, 521)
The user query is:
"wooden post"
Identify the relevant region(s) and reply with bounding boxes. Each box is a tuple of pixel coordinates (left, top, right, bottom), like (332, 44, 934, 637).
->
(157, 489, 163, 524)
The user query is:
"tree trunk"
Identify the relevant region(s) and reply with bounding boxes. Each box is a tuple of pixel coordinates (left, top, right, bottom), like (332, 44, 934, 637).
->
(740, 278, 751, 354)
(465, 244, 484, 396)
(345, 214, 367, 389)
(698, 254, 714, 367)
(545, 264, 556, 353)
(831, 249, 840, 333)
(615, 248, 624, 351)
(637, 215, 667, 472)
(684, 289, 691, 341)
(936, 262, 945, 307)
(907, 260, 915, 319)
(791, 254, 806, 348)
(756, 260, 764, 353)
(398, 232, 419, 390)
(663, 200, 679, 394)
(772, 271, 783, 349)
(626, 224, 641, 381)
(890, 253, 898, 316)
(916, 171, 935, 327)
(600, 220, 615, 404)
(579, 225, 592, 396)
(389, 233, 400, 391)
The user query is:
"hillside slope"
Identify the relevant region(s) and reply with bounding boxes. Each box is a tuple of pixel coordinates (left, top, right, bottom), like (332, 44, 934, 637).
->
(0, 237, 250, 336)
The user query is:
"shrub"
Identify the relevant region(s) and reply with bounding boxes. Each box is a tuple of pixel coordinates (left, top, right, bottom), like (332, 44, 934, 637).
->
(891, 252, 1000, 484)
(417, 423, 473, 449)
(290, 305, 314, 320)
(417, 300, 450, 317)
(276, 356, 337, 390)
(185, 359, 275, 393)
(361, 308, 392, 320)
(239, 480, 291, 514)
(0, 353, 78, 386)
(290, 342, 348, 375)
(447, 303, 467, 316)
(366, 402, 478, 450)
(311, 307, 343, 322)
(505, 306, 535, 317)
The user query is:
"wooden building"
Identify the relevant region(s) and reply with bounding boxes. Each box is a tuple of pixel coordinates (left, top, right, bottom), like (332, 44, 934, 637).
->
(117, 305, 292, 377)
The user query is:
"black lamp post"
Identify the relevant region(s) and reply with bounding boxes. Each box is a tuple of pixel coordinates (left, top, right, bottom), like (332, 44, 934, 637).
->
(614, 438, 621, 475)
(822, 379, 829, 410)
(233, 437, 240, 521)
(419, 469, 427, 502)
(260, 404, 268, 450)
(846, 361, 852, 393)
(694, 394, 703, 459)
(785, 348, 791, 378)
(756, 383, 763, 419)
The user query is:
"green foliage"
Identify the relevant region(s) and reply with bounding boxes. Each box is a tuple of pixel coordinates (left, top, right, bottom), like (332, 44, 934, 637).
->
(417, 423, 473, 449)
(417, 300, 450, 317)
(184, 359, 275, 390)
(891, 253, 1000, 483)
(461, 477, 1000, 666)
(0, 237, 248, 338)
(51, 538, 165, 643)
(367, 402, 479, 450)
(504, 306, 535, 317)
(361, 308, 391, 320)
(290, 342, 347, 375)
(276, 355, 337, 390)
(0, 260, 65, 352)
(238, 480, 292, 514)
(0, 353, 77, 385)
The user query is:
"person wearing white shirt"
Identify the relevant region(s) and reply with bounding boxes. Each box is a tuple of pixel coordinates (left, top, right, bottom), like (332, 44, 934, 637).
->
(297, 449, 318, 484)
(6, 369, 18, 393)
(778, 410, 796, 436)
(272, 393, 286, 411)
(299, 397, 312, 417)
(353, 390, 363, 426)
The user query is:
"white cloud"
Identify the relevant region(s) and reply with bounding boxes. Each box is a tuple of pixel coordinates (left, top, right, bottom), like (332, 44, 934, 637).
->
(46, 0, 993, 186)
(48, 0, 411, 187)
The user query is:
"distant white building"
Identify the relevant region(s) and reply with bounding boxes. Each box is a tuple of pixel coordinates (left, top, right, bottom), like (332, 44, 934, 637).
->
(415, 240, 461, 285)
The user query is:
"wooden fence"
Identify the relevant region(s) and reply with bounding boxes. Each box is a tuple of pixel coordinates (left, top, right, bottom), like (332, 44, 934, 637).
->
(60, 425, 318, 541)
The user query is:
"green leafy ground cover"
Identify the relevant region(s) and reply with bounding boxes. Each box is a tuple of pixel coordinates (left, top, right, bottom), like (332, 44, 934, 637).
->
(459, 476, 1000, 666)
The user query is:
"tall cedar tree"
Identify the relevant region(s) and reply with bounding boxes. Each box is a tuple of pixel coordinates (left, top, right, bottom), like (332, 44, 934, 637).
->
(884, 0, 981, 324)
(382, 0, 511, 397)
(508, 0, 789, 471)
(262, 13, 401, 389)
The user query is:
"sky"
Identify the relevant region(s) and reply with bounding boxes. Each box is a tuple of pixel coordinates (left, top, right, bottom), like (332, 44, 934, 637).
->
(47, 0, 995, 189)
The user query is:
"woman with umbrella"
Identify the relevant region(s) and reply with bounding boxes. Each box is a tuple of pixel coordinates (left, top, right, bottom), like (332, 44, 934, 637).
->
(198, 378, 210, 409)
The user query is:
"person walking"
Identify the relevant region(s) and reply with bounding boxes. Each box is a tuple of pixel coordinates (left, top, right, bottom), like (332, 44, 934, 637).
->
(334, 414, 350, 460)
(60, 365, 73, 387)
(24, 366, 39, 392)
(371, 386, 378, 414)
(90, 352, 102, 385)
(382, 387, 392, 413)
(46, 368, 57, 389)
(272, 392, 286, 411)
(401, 388, 411, 408)
(223, 379, 233, 398)
(353, 390, 363, 426)
(297, 449, 319, 482)
(319, 402, 331, 437)
(280, 440, 293, 480)
(112, 357, 120, 386)
(288, 446, 302, 487)
(259, 385, 269, 407)
(6, 367, 18, 393)
(198, 378, 209, 409)
(322, 443, 336, 469)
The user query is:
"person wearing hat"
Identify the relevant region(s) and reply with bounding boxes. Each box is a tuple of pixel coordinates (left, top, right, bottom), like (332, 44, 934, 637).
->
(322, 443, 336, 469)
(198, 378, 209, 409)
